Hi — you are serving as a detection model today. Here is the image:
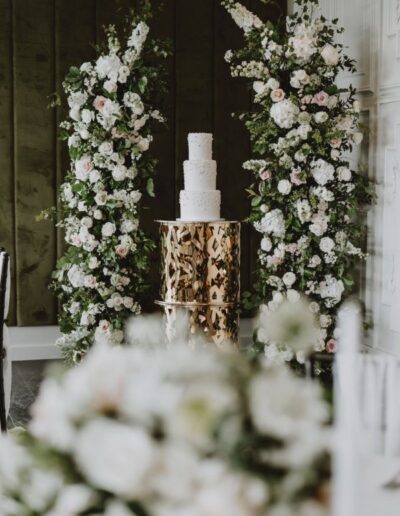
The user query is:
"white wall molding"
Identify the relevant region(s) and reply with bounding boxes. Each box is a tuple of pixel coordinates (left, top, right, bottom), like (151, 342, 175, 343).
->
(8, 319, 256, 362)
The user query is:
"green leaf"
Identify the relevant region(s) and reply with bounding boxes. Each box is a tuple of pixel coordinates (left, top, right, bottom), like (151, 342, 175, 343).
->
(146, 177, 155, 197)
(138, 76, 148, 94)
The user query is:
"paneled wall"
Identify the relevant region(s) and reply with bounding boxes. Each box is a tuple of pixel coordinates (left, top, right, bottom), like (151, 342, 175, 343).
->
(0, 0, 284, 326)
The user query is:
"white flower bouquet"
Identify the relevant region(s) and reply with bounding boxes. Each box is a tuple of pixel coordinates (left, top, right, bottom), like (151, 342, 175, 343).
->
(223, 0, 374, 363)
(47, 2, 170, 363)
(0, 316, 330, 516)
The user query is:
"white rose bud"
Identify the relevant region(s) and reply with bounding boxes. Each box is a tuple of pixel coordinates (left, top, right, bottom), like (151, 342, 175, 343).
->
(93, 209, 103, 220)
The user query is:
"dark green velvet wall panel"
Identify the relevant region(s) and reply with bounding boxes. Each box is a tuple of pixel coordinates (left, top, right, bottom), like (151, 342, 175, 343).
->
(0, 0, 284, 326)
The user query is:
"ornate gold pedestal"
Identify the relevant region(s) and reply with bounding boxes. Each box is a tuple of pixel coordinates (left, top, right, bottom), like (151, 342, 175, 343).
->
(156, 221, 240, 347)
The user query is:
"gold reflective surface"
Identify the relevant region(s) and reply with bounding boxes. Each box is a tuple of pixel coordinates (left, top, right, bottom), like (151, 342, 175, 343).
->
(157, 221, 241, 346)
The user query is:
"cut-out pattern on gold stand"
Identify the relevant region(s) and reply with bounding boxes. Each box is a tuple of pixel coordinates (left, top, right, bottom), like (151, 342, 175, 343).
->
(157, 221, 240, 346)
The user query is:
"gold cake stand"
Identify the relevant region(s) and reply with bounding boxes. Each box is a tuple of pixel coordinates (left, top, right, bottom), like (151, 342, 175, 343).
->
(156, 220, 240, 348)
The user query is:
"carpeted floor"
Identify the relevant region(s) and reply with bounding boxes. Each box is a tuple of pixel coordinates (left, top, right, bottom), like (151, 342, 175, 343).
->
(7, 361, 55, 428)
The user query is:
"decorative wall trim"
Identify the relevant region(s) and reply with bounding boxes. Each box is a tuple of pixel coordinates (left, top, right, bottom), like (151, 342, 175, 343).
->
(9, 319, 256, 362)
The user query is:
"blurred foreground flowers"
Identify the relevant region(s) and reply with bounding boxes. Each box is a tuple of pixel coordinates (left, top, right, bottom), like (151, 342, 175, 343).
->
(0, 313, 330, 516)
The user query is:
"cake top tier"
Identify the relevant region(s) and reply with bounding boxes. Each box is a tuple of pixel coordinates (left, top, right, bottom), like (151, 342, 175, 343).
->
(188, 133, 213, 160)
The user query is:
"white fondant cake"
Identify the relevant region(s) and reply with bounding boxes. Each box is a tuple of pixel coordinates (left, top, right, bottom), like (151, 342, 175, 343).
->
(179, 133, 221, 221)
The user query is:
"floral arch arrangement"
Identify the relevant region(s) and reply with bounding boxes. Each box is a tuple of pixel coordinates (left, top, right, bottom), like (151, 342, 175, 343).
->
(223, 0, 374, 363)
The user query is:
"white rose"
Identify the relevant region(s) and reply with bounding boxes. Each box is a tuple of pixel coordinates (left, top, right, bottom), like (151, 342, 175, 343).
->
(93, 209, 103, 220)
(320, 314, 332, 328)
(297, 124, 311, 139)
(118, 65, 130, 83)
(79, 128, 90, 140)
(121, 219, 137, 233)
(68, 134, 80, 148)
(277, 179, 292, 195)
(81, 216, 93, 229)
(69, 106, 81, 122)
(321, 44, 339, 66)
(320, 237, 335, 253)
(327, 96, 338, 109)
(266, 78, 280, 90)
(130, 190, 142, 203)
(282, 272, 296, 287)
(261, 237, 272, 252)
(73, 418, 155, 499)
(89, 169, 101, 184)
(270, 99, 300, 129)
(95, 191, 108, 205)
(75, 156, 93, 181)
(99, 141, 113, 156)
(96, 54, 121, 82)
(309, 255, 322, 268)
(103, 80, 117, 93)
(253, 81, 267, 95)
(102, 222, 116, 237)
(81, 109, 94, 124)
(88, 257, 98, 269)
(311, 159, 334, 186)
(83, 275, 97, 288)
(337, 166, 352, 182)
(313, 111, 329, 124)
(112, 165, 127, 182)
(287, 289, 300, 302)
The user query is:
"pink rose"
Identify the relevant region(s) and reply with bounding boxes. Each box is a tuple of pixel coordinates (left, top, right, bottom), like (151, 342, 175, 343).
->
(93, 95, 107, 111)
(270, 88, 285, 102)
(290, 169, 305, 185)
(312, 91, 329, 106)
(116, 245, 129, 258)
(84, 275, 97, 288)
(271, 256, 283, 265)
(330, 138, 342, 149)
(326, 338, 337, 353)
(260, 169, 272, 180)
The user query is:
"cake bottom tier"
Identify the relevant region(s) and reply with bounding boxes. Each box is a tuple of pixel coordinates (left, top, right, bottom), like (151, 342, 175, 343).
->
(156, 302, 239, 348)
(179, 190, 221, 221)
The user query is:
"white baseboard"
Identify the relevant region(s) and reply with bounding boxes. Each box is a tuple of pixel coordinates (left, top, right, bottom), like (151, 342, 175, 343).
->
(8, 319, 256, 362)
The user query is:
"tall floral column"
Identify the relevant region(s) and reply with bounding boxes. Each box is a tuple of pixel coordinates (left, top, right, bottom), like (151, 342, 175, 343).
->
(50, 8, 169, 363)
(223, 0, 374, 363)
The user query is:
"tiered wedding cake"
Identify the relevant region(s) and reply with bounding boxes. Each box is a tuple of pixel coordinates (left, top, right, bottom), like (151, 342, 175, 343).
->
(179, 133, 221, 221)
